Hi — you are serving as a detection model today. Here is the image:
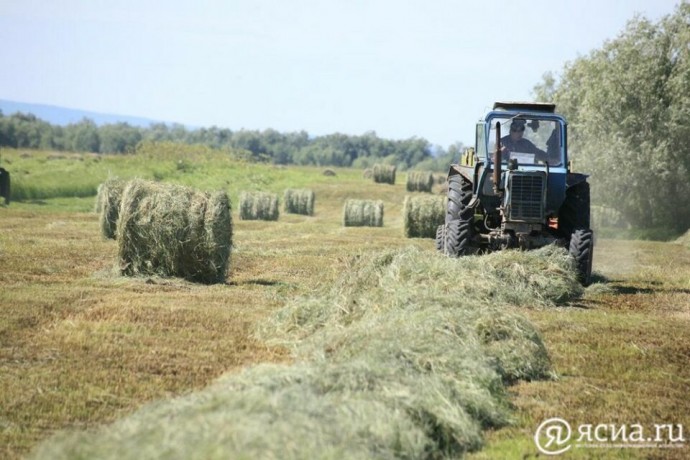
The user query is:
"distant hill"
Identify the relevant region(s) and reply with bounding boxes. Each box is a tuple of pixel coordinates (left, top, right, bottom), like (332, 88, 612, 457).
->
(0, 99, 172, 128)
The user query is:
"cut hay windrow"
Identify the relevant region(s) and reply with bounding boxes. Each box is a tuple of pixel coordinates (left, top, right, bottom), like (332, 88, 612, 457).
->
(676, 229, 690, 247)
(116, 179, 232, 284)
(342, 199, 383, 227)
(31, 247, 582, 459)
(283, 189, 315, 216)
(406, 170, 434, 192)
(239, 191, 279, 221)
(265, 246, 580, 381)
(95, 178, 127, 239)
(372, 163, 396, 184)
(403, 195, 445, 238)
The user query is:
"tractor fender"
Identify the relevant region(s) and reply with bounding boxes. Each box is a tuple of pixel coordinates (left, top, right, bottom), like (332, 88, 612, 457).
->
(448, 164, 480, 208)
(448, 164, 474, 185)
(566, 172, 589, 188)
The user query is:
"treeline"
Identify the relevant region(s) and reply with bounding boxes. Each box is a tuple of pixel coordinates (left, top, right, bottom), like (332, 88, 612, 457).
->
(533, 3, 690, 232)
(0, 112, 460, 171)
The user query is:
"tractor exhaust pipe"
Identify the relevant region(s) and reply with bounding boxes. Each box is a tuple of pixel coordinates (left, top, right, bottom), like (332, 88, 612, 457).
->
(493, 121, 502, 195)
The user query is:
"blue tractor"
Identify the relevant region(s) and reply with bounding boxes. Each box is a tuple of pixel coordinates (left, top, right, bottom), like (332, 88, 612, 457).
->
(436, 102, 593, 285)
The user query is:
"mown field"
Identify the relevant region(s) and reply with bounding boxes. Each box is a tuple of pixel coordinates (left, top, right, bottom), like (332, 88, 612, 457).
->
(1, 148, 689, 459)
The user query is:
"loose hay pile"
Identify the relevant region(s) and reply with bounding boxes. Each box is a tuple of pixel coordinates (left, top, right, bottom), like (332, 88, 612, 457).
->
(372, 164, 396, 184)
(95, 178, 127, 239)
(406, 170, 434, 192)
(283, 189, 315, 216)
(239, 191, 279, 221)
(31, 246, 583, 460)
(117, 179, 232, 284)
(676, 229, 690, 248)
(342, 199, 384, 227)
(403, 195, 445, 238)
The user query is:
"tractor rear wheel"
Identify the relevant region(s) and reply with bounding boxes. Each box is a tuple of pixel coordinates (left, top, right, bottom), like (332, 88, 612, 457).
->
(559, 181, 590, 239)
(446, 174, 473, 223)
(569, 228, 594, 285)
(443, 219, 475, 257)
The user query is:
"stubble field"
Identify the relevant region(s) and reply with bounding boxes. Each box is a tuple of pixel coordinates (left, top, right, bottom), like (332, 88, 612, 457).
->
(1, 148, 689, 459)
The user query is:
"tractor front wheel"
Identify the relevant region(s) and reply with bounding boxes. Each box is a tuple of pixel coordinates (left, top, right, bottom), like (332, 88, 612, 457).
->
(435, 224, 445, 252)
(446, 174, 473, 223)
(443, 219, 476, 257)
(569, 228, 594, 285)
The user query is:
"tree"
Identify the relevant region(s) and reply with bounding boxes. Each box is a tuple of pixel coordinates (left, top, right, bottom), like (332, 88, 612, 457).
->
(539, 4, 690, 232)
(66, 118, 100, 152)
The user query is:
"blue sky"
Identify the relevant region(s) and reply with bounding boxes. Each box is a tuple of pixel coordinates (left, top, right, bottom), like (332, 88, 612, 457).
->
(0, 0, 681, 147)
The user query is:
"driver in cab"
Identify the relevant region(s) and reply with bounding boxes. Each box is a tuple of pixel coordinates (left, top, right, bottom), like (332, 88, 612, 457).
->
(499, 119, 545, 160)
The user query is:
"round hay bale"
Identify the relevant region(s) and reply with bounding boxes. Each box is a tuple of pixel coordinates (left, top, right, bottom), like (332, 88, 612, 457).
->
(372, 164, 396, 185)
(322, 169, 337, 177)
(406, 171, 434, 193)
(96, 178, 127, 239)
(284, 189, 315, 216)
(116, 179, 232, 284)
(239, 191, 280, 221)
(403, 195, 445, 238)
(343, 199, 384, 227)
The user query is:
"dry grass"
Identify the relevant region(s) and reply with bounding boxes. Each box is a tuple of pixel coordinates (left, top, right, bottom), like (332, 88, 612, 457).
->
(469, 239, 690, 460)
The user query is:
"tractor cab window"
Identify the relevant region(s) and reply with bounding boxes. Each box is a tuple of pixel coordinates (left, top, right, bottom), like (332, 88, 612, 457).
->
(487, 117, 562, 166)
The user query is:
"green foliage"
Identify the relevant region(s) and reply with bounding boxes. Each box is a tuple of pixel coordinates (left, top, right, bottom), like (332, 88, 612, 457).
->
(0, 143, 296, 204)
(537, 4, 690, 232)
(0, 113, 442, 168)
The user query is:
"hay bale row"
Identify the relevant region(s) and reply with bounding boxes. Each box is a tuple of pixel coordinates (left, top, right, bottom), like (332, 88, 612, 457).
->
(402, 195, 445, 238)
(239, 191, 279, 221)
(95, 178, 127, 239)
(372, 164, 396, 184)
(342, 199, 383, 227)
(406, 170, 434, 192)
(283, 189, 315, 216)
(117, 179, 232, 284)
